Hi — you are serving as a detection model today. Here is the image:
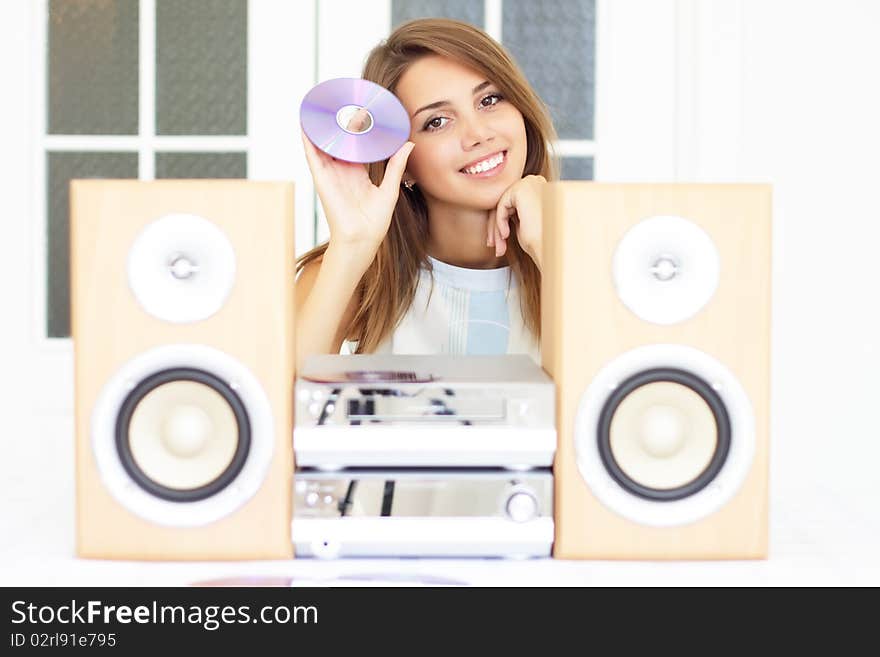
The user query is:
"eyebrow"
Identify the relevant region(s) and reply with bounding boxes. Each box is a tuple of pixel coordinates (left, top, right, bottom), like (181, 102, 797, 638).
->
(411, 81, 493, 119)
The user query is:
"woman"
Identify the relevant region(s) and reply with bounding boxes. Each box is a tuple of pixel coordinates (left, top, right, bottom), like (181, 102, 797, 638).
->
(296, 18, 558, 369)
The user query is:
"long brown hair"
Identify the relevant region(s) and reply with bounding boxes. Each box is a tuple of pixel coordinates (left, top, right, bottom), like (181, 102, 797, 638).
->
(297, 18, 559, 353)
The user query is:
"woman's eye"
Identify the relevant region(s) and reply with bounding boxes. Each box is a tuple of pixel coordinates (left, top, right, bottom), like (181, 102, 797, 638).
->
(424, 117, 449, 131)
(422, 95, 501, 131)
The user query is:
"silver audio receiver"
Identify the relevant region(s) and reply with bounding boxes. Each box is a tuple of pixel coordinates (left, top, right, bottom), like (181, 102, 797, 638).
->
(292, 469, 553, 559)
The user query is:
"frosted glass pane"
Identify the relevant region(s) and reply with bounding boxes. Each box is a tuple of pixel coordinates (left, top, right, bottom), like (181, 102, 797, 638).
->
(503, 0, 595, 140)
(155, 152, 246, 179)
(47, 152, 138, 338)
(48, 0, 139, 135)
(156, 0, 247, 135)
(392, 0, 483, 28)
(560, 157, 594, 181)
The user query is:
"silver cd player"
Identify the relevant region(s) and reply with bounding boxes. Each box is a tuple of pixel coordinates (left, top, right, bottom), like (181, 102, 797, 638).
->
(294, 354, 556, 469)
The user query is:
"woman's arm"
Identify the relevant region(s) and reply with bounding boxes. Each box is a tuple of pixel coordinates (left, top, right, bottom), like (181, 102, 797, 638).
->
(294, 243, 371, 371)
(294, 132, 413, 369)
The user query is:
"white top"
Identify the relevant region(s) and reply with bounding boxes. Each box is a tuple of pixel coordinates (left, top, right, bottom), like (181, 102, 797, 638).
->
(343, 256, 540, 363)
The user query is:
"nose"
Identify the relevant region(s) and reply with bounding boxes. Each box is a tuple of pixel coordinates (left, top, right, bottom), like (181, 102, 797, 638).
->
(459, 111, 494, 150)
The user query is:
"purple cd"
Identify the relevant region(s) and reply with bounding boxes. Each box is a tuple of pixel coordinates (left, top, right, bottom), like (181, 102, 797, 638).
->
(300, 78, 411, 164)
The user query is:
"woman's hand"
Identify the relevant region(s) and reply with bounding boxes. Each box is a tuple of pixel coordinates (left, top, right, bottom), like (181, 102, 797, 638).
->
(487, 174, 547, 270)
(301, 130, 415, 256)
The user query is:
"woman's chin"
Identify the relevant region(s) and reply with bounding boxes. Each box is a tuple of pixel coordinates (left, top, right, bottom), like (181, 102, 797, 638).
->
(455, 186, 509, 211)
(424, 178, 513, 211)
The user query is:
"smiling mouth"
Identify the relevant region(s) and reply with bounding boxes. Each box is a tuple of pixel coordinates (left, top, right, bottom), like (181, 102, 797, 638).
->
(460, 150, 507, 176)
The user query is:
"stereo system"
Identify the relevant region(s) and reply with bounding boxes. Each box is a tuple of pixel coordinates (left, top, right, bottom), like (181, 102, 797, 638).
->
(70, 180, 770, 561)
(293, 354, 556, 558)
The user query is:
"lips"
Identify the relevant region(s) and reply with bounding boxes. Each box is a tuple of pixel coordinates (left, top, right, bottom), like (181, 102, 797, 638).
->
(459, 150, 507, 177)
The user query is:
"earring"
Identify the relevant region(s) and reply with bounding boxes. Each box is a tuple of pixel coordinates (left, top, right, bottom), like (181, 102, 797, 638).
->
(403, 180, 415, 191)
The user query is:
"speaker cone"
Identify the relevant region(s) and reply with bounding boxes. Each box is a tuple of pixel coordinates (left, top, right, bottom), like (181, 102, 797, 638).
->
(598, 368, 730, 501)
(115, 368, 251, 502)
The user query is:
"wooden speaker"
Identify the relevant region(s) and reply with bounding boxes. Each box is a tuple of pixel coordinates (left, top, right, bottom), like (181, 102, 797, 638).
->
(71, 180, 295, 560)
(542, 182, 771, 559)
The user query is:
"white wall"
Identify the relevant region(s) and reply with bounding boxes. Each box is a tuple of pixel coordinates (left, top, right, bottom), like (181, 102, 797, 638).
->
(740, 0, 880, 497)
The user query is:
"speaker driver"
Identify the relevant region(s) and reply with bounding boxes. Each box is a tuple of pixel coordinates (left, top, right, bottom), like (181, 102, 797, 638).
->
(92, 344, 275, 527)
(116, 369, 250, 502)
(574, 344, 755, 527)
(127, 213, 236, 323)
(612, 215, 720, 325)
(598, 369, 731, 501)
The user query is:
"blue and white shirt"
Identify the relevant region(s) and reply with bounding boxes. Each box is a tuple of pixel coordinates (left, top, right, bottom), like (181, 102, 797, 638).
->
(344, 256, 540, 363)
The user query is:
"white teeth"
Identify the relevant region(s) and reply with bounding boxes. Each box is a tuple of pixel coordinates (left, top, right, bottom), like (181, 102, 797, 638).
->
(463, 152, 504, 175)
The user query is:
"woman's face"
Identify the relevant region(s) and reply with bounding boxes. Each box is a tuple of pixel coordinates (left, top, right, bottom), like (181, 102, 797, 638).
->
(395, 55, 528, 211)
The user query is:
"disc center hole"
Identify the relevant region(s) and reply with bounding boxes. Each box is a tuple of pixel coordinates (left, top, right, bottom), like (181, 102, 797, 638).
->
(336, 105, 374, 134)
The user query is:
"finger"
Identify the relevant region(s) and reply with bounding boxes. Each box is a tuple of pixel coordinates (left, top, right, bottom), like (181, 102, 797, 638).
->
(490, 197, 503, 250)
(492, 193, 507, 254)
(496, 202, 512, 240)
(495, 225, 506, 257)
(379, 141, 416, 194)
(300, 130, 329, 171)
(496, 211, 510, 246)
(494, 190, 514, 241)
(487, 209, 495, 247)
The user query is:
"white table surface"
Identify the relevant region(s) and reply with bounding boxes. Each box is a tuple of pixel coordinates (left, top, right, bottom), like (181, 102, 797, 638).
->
(3, 416, 878, 587)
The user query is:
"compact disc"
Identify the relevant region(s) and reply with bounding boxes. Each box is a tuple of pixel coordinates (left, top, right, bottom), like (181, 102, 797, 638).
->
(302, 370, 436, 384)
(300, 78, 411, 163)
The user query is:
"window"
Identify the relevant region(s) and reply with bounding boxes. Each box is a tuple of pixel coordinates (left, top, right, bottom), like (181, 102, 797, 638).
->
(45, 0, 252, 339)
(28, 0, 311, 413)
